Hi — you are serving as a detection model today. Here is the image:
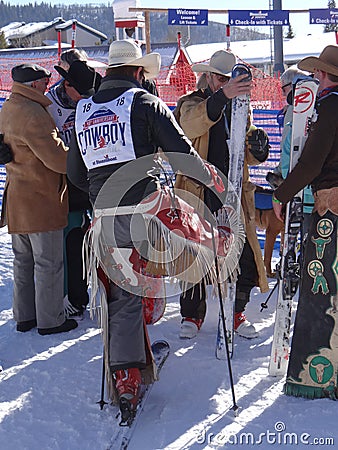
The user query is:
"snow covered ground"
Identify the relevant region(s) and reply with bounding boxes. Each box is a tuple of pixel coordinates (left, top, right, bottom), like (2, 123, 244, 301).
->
(0, 226, 336, 450)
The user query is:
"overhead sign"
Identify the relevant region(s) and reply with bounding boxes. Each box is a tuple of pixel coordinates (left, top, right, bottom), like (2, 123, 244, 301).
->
(310, 8, 338, 25)
(168, 9, 208, 26)
(229, 10, 289, 27)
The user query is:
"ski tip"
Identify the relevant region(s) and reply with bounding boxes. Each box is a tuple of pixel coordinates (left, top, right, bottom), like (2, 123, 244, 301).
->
(151, 340, 170, 351)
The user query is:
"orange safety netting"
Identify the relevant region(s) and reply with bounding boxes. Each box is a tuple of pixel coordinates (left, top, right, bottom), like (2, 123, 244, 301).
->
(157, 58, 285, 110)
(0, 57, 60, 94)
(0, 54, 286, 208)
(0, 54, 285, 110)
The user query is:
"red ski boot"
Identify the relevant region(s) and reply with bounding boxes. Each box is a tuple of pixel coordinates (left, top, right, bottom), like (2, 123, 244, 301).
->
(114, 367, 142, 426)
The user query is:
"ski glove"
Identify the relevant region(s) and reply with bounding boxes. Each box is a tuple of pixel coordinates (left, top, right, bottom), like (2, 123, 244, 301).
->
(0, 134, 13, 165)
(205, 162, 225, 194)
(246, 128, 270, 162)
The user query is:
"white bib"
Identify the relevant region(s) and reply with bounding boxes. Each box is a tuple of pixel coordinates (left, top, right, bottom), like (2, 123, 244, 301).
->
(75, 88, 143, 170)
(46, 88, 75, 145)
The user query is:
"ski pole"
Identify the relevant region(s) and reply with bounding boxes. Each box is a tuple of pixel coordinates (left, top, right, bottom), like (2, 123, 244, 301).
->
(260, 281, 279, 312)
(210, 218, 239, 415)
(97, 350, 108, 410)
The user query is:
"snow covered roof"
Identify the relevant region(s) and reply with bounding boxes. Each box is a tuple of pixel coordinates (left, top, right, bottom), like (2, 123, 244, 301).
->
(0, 18, 107, 45)
(0, 22, 25, 34)
(0, 45, 109, 64)
(55, 20, 107, 40)
(0, 43, 178, 72)
(1, 18, 64, 41)
(150, 43, 178, 69)
(186, 32, 338, 67)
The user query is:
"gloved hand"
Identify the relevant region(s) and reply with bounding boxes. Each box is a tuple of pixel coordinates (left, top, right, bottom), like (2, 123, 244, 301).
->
(0, 134, 13, 164)
(205, 162, 225, 194)
(246, 127, 270, 162)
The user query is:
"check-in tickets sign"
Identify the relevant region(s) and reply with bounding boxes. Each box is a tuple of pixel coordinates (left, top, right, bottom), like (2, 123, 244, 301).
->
(229, 10, 289, 27)
(310, 8, 338, 25)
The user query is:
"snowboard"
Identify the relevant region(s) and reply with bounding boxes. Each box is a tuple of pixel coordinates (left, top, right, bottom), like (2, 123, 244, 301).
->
(216, 63, 252, 360)
(268, 76, 319, 377)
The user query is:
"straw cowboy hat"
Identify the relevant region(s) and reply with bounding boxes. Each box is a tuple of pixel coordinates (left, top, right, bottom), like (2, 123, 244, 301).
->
(298, 45, 338, 77)
(108, 40, 161, 80)
(192, 50, 236, 77)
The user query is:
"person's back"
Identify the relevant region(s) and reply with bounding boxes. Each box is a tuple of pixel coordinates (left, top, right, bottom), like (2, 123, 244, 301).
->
(69, 42, 211, 207)
(68, 39, 219, 424)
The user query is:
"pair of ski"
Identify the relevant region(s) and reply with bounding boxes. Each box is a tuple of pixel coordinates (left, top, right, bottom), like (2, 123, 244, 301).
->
(215, 74, 319, 370)
(268, 76, 319, 376)
(107, 340, 170, 450)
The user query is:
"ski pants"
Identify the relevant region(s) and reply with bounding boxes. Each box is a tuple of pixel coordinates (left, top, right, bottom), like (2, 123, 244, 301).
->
(64, 211, 90, 309)
(12, 230, 65, 329)
(235, 241, 259, 313)
(105, 214, 147, 371)
(179, 240, 258, 319)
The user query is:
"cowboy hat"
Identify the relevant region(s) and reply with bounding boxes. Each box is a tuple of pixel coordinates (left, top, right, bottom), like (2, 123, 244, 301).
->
(54, 60, 100, 97)
(192, 50, 236, 77)
(298, 45, 338, 77)
(108, 40, 160, 80)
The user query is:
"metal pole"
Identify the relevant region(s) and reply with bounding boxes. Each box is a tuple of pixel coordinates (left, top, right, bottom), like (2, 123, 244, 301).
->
(57, 30, 62, 61)
(226, 24, 231, 50)
(273, 0, 285, 76)
(71, 20, 77, 49)
(210, 220, 238, 415)
(97, 352, 108, 410)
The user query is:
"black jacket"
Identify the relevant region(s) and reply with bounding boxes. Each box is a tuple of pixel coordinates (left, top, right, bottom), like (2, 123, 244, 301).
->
(68, 75, 212, 208)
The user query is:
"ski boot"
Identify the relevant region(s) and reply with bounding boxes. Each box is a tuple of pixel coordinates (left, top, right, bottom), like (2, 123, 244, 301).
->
(114, 367, 142, 426)
(234, 312, 259, 339)
(179, 317, 203, 339)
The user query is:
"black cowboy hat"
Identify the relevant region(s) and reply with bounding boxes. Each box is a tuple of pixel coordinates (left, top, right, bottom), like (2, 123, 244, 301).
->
(54, 60, 101, 97)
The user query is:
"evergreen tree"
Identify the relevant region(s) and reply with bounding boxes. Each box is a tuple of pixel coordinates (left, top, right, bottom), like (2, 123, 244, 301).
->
(324, 0, 338, 32)
(285, 23, 295, 38)
(0, 31, 7, 49)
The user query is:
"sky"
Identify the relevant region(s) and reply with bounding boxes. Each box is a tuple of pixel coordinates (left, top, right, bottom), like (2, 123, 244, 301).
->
(9, 0, 332, 37)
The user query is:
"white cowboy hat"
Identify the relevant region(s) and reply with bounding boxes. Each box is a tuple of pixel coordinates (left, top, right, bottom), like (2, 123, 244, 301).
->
(108, 40, 161, 79)
(298, 45, 338, 77)
(192, 50, 236, 77)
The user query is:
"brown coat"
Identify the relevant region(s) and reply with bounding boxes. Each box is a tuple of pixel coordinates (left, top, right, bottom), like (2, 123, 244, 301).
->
(174, 91, 269, 293)
(0, 82, 68, 233)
